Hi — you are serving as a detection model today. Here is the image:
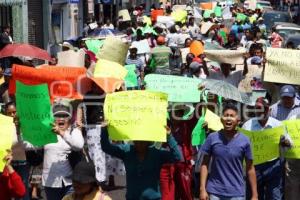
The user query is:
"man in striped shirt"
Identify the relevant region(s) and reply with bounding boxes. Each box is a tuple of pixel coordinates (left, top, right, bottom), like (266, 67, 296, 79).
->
(270, 85, 300, 121)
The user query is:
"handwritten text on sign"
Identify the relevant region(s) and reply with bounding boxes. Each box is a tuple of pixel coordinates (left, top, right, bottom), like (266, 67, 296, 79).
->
(283, 120, 300, 159)
(104, 91, 168, 142)
(204, 49, 246, 64)
(264, 48, 300, 85)
(239, 126, 283, 165)
(16, 81, 57, 146)
(145, 74, 202, 102)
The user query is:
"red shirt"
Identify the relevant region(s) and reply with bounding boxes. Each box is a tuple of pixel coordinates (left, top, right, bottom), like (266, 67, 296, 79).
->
(0, 167, 26, 200)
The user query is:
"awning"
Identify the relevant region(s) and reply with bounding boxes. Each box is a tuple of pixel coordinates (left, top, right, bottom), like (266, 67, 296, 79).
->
(0, 0, 23, 5)
(51, 0, 68, 4)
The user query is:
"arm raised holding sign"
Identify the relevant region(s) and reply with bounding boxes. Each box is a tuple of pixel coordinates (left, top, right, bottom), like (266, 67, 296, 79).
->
(100, 122, 182, 200)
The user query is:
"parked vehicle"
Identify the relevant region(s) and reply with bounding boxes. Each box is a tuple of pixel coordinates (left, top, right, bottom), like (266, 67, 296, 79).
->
(282, 34, 300, 48)
(263, 11, 292, 32)
(244, 0, 273, 10)
(273, 22, 300, 39)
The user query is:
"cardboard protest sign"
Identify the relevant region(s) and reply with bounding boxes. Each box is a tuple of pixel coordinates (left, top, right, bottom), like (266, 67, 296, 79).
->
(94, 59, 128, 80)
(194, 7, 202, 19)
(9, 65, 87, 100)
(151, 9, 164, 22)
(203, 10, 214, 18)
(200, 2, 213, 10)
(200, 21, 216, 34)
(214, 6, 222, 17)
(143, 16, 152, 26)
(204, 49, 246, 64)
(264, 48, 300, 85)
(190, 40, 204, 56)
(180, 48, 190, 64)
(124, 64, 138, 88)
(16, 81, 57, 146)
(236, 13, 247, 22)
(283, 120, 300, 159)
(172, 5, 187, 11)
(57, 50, 85, 67)
(118, 9, 131, 21)
(192, 116, 206, 146)
(157, 16, 175, 28)
(0, 114, 14, 172)
(249, 0, 257, 10)
(171, 10, 188, 23)
(144, 74, 202, 102)
(97, 37, 129, 66)
(75, 76, 123, 94)
(239, 126, 283, 165)
(131, 39, 151, 54)
(222, 6, 232, 19)
(104, 91, 168, 142)
(237, 64, 263, 93)
(205, 109, 223, 131)
(85, 39, 104, 55)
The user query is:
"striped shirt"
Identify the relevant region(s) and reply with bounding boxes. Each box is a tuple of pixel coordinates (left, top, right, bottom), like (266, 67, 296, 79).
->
(270, 99, 300, 121)
(126, 57, 144, 72)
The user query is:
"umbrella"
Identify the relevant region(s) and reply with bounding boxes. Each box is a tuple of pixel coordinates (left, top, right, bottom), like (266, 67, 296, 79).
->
(88, 28, 115, 37)
(204, 41, 224, 50)
(202, 79, 251, 104)
(0, 43, 52, 61)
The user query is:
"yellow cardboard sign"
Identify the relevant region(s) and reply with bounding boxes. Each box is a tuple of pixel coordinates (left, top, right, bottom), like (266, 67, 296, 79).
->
(283, 120, 300, 159)
(205, 109, 223, 131)
(171, 10, 187, 23)
(0, 114, 14, 172)
(204, 49, 247, 65)
(118, 9, 131, 21)
(239, 126, 283, 165)
(97, 36, 129, 66)
(264, 48, 300, 85)
(104, 91, 168, 142)
(94, 59, 128, 80)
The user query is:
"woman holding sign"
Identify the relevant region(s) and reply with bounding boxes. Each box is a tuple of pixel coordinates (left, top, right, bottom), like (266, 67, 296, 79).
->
(100, 123, 182, 200)
(43, 99, 84, 200)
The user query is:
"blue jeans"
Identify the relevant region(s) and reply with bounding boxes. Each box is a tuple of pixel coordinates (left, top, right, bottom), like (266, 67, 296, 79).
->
(12, 161, 30, 200)
(210, 194, 245, 200)
(45, 185, 73, 200)
(246, 158, 284, 200)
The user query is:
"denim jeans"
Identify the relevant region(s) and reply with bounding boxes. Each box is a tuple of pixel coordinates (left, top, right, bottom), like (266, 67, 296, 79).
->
(246, 158, 284, 200)
(209, 194, 245, 200)
(44, 185, 73, 200)
(12, 161, 30, 200)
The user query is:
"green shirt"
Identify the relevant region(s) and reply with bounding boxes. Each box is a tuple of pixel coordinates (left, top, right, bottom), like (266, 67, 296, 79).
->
(151, 45, 171, 69)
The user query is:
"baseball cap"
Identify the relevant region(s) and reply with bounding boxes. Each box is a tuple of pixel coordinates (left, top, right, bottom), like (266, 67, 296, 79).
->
(280, 85, 296, 97)
(72, 161, 97, 184)
(52, 99, 72, 117)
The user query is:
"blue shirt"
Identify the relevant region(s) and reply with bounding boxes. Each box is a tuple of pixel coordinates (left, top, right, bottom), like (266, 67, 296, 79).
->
(201, 131, 253, 197)
(100, 127, 182, 200)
